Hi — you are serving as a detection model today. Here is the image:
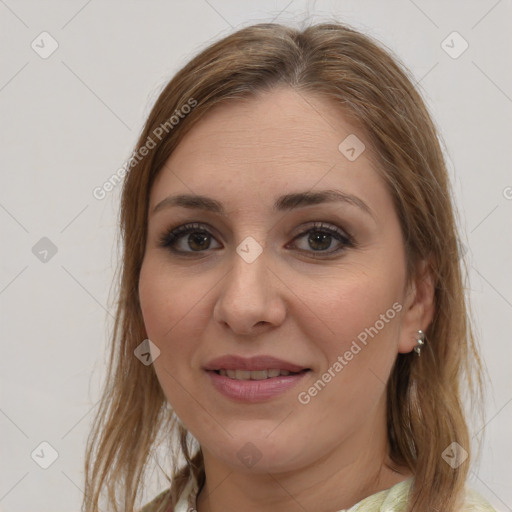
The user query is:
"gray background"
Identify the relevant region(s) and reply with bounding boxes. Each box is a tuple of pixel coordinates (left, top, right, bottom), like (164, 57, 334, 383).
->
(0, 0, 511, 510)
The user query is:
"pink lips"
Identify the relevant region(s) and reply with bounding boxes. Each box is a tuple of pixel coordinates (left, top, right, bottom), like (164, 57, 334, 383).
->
(203, 354, 310, 403)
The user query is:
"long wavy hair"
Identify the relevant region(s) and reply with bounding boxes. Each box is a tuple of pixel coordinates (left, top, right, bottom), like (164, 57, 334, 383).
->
(83, 21, 486, 512)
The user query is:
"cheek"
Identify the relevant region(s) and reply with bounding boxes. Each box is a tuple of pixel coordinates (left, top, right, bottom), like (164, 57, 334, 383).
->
(139, 258, 196, 338)
(138, 258, 211, 376)
(295, 267, 405, 409)
(292, 277, 403, 432)
(301, 270, 403, 351)
(138, 260, 168, 340)
(138, 260, 200, 413)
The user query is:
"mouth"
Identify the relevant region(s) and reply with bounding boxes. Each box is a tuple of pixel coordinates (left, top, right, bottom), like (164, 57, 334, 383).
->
(211, 368, 311, 380)
(203, 355, 312, 402)
(204, 354, 310, 373)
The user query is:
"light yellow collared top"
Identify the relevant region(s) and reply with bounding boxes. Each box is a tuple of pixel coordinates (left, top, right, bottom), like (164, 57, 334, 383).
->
(140, 473, 497, 512)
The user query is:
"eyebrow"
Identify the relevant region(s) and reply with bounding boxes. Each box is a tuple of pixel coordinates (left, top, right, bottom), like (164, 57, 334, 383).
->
(151, 189, 374, 219)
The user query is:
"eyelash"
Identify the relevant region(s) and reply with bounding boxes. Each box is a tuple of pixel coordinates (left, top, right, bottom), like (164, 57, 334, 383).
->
(158, 221, 355, 258)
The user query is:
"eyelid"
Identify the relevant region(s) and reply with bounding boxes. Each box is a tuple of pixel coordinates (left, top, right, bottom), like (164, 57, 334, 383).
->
(291, 221, 353, 243)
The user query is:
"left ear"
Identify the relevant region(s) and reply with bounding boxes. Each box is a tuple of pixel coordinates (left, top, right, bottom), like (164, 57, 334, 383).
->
(397, 258, 436, 354)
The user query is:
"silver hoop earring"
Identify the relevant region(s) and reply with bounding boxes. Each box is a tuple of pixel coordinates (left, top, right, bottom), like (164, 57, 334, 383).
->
(414, 330, 425, 356)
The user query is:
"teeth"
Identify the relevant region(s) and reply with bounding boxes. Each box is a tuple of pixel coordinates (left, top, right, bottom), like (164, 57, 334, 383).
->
(217, 369, 298, 380)
(250, 370, 269, 380)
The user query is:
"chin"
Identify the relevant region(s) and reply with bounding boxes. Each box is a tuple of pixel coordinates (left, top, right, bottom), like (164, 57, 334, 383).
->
(203, 434, 310, 474)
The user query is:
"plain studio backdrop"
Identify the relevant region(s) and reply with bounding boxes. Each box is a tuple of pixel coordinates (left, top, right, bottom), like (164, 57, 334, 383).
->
(0, 1, 511, 511)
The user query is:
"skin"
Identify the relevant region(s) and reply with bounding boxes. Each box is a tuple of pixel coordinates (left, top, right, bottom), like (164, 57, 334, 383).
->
(138, 86, 435, 512)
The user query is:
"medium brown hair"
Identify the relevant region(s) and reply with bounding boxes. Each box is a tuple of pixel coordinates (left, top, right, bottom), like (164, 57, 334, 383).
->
(83, 21, 485, 512)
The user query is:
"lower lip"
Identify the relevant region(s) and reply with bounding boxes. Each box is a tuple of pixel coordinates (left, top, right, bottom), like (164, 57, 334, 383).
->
(206, 370, 310, 403)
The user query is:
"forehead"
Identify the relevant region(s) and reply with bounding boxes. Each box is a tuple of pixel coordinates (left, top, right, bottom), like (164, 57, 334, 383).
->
(173, 87, 367, 163)
(150, 87, 388, 214)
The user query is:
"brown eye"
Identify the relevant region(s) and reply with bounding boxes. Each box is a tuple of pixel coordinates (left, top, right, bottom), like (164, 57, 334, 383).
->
(159, 223, 221, 254)
(289, 222, 353, 256)
(185, 232, 211, 251)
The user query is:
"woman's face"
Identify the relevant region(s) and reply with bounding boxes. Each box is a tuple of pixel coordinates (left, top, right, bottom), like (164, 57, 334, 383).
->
(139, 87, 424, 475)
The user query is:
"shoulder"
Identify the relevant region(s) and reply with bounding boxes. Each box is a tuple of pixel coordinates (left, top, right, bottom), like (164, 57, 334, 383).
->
(461, 486, 497, 511)
(352, 478, 497, 511)
(387, 478, 497, 511)
(138, 488, 172, 512)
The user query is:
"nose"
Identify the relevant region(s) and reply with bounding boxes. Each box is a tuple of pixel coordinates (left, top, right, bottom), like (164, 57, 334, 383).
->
(212, 246, 287, 336)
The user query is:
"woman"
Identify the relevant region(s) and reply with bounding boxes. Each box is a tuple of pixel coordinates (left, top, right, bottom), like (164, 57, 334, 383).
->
(83, 22, 496, 511)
